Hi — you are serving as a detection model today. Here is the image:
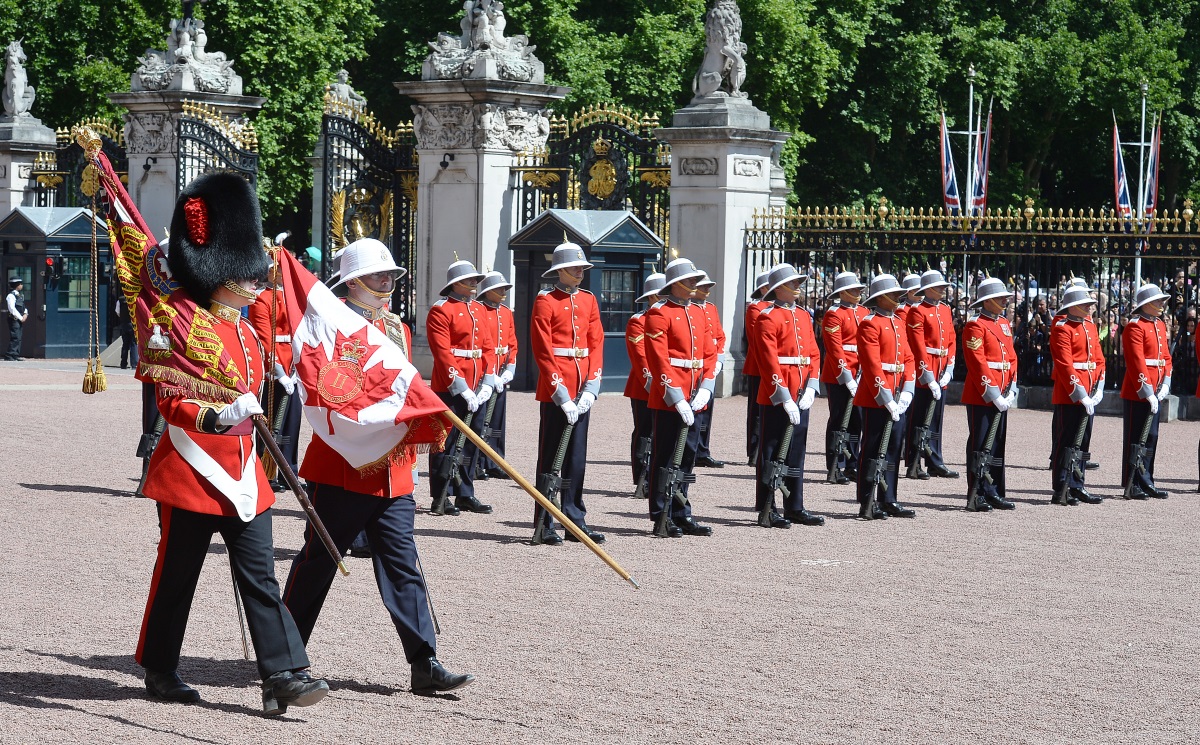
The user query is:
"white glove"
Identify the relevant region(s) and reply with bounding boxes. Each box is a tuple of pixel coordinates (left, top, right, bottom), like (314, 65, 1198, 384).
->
(1083, 398, 1095, 416)
(885, 400, 901, 421)
(272, 362, 298, 395)
(1006, 390, 1019, 408)
(928, 381, 942, 401)
(690, 387, 712, 412)
(938, 366, 954, 388)
(477, 384, 494, 404)
(798, 388, 816, 411)
(460, 389, 480, 412)
(499, 369, 514, 387)
(577, 391, 596, 415)
(561, 400, 580, 425)
(217, 392, 264, 427)
(993, 395, 1010, 413)
(714, 358, 724, 377)
(782, 399, 802, 425)
(1157, 382, 1170, 402)
(846, 379, 859, 396)
(1148, 395, 1159, 415)
(674, 399, 695, 426)
(898, 390, 913, 414)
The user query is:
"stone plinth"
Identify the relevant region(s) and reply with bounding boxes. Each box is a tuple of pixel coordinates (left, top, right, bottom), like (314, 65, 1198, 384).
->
(393, 77, 567, 372)
(656, 97, 790, 397)
(0, 115, 56, 216)
(107, 91, 263, 240)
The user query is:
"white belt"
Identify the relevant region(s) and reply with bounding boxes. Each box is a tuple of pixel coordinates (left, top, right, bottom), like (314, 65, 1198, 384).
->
(553, 347, 589, 358)
(670, 358, 703, 369)
(987, 361, 1012, 370)
(1072, 361, 1098, 370)
(778, 356, 811, 365)
(925, 347, 948, 356)
(1145, 359, 1166, 367)
(452, 348, 482, 359)
(495, 345, 510, 355)
(275, 334, 291, 343)
(168, 425, 258, 523)
(881, 363, 905, 373)
(843, 344, 858, 352)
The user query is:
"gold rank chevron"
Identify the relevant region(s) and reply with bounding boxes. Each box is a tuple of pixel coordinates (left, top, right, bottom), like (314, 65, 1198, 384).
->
(824, 325, 840, 333)
(965, 337, 983, 351)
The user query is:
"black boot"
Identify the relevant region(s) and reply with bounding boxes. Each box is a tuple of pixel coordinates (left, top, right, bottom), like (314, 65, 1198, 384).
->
(454, 494, 493, 514)
(144, 669, 201, 703)
(784, 509, 825, 526)
(262, 669, 329, 716)
(880, 502, 916, 518)
(411, 657, 475, 695)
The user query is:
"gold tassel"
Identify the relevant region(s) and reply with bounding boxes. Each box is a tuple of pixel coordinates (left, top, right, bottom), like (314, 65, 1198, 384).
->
(93, 358, 107, 392)
(82, 359, 96, 394)
(261, 451, 278, 481)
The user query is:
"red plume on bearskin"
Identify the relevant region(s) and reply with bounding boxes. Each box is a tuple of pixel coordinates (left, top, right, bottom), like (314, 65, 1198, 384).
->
(183, 197, 210, 246)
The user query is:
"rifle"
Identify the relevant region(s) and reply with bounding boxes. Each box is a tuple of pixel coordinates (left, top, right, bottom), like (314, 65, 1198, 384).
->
(431, 384, 484, 515)
(134, 413, 165, 498)
(825, 387, 855, 483)
(260, 384, 292, 482)
(1122, 404, 1155, 499)
(861, 416, 894, 518)
(967, 382, 1014, 511)
(758, 421, 797, 526)
(633, 435, 652, 499)
(905, 389, 938, 479)
(474, 385, 501, 477)
(531, 409, 575, 544)
(653, 422, 693, 537)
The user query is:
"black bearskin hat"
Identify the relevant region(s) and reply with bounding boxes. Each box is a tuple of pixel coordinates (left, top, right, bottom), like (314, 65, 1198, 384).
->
(168, 172, 269, 306)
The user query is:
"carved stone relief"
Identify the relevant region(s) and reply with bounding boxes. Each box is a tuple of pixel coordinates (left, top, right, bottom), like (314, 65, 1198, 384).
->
(475, 104, 550, 151)
(680, 157, 718, 176)
(733, 158, 761, 177)
(423, 0, 545, 83)
(133, 15, 242, 94)
(412, 104, 476, 150)
(123, 112, 180, 155)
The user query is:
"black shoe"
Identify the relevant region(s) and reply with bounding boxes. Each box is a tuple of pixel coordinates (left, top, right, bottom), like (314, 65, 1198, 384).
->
(858, 504, 887, 520)
(674, 516, 713, 536)
(695, 456, 725, 468)
(347, 533, 372, 558)
(880, 502, 916, 518)
(784, 509, 825, 527)
(911, 467, 930, 480)
(474, 469, 489, 481)
(564, 523, 606, 544)
(145, 669, 201, 704)
(270, 479, 288, 493)
(411, 657, 475, 696)
(430, 500, 461, 516)
(1084, 461, 1100, 470)
(984, 494, 1016, 510)
(454, 495, 493, 514)
(486, 468, 510, 480)
(746, 457, 756, 467)
(1070, 488, 1102, 505)
(536, 528, 563, 545)
(827, 470, 851, 485)
(654, 520, 684, 538)
(1147, 485, 1169, 499)
(928, 465, 960, 478)
(966, 498, 992, 512)
(844, 470, 858, 482)
(262, 669, 329, 716)
(758, 511, 791, 529)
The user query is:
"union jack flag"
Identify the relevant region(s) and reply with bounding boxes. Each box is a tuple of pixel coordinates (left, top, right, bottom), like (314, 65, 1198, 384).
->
(940, 111, 961, 216)
(1113, 116, 1133, 228)
(1140, 114, 1162, 232)
(968, 100, 992, 217)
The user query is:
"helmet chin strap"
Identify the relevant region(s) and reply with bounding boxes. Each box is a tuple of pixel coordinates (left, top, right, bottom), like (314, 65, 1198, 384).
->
(222, 279, 258, 300)
(350, 279, 392, 306)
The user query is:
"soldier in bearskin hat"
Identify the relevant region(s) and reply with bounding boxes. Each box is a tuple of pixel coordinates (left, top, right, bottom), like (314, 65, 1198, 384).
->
(135, 172, 329, 714)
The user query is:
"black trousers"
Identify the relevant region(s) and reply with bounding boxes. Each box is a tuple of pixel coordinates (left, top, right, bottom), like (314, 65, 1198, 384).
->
(534, 401, 592, 527)
(1050, 404, 1091, 491)
(477, 387, 508, 473)
(904, 387, 948, 468)
(696, 396, 716, 459)
(826, 383, 862, 475)
(755, 403, 810, 513)
(1122, 399, 1162, 490)
(629, 397, 653, 486)
(5, 317, 21, 358)
(119, 322, 137, 367)
(1050, 403, 1096, 469)
(856, 407, 906, 505)
(965, 404, 1008, 499)
(283, 485, 436, 663)
(136, 505, 308, 678)
(647, 407, 699, 523)
(429, 391, 486, 502)
(744, 375, 761, 460)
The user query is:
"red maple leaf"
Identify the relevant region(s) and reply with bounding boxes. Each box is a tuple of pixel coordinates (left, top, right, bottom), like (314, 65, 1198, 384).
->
(297, 327, 401, 421)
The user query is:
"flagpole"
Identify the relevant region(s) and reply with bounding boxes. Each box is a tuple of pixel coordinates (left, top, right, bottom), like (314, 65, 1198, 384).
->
(964, 65, 976, 298)
(1134, 81, 1148, 283)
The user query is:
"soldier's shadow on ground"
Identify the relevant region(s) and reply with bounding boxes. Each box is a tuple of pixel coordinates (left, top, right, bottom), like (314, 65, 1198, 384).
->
(19, 482, 135, 498)
(417, 525, 525, 544)
(206, 543, 299, 562)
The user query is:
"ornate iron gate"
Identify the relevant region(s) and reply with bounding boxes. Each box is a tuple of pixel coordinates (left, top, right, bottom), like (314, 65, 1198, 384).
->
(320, 96, 418, 323)
(31, 120, 127, 207)
(512, 104, 671, 255)
(176, 100, 259, 193)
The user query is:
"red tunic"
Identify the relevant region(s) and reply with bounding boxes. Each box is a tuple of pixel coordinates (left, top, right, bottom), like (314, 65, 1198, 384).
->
(300, 310, 417, 497)
(644, 298, 716, 411)
(425, 295, 497, 395)
(852, 309, 915, 409)
(820, 303, 869, 385)
(530, 287, 603, 404)
(699, 300, 727, 363)
(755, 302, 821, 406)
(623, 311, 651, 401)
(143, 308, 274, 517)
(1049, 315, 1105, 405)
(906, 300, 956, 388)
(248, 287, 293, 373)
(960, 313, 1018, 406)
(480, 300, 518, 380)
(1120, 314, 1173, 401)
(742, 299, 771, 377)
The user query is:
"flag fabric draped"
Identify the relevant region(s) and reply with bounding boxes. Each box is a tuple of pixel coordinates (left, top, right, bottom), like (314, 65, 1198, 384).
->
(90, 146, 246, 404)
(1113, 117, 1134, 229)
(275, 248, 449, 471)
(1141, 114, 1162, 232)
(969, 100, 992, 217)
(940, 112, 961, 216)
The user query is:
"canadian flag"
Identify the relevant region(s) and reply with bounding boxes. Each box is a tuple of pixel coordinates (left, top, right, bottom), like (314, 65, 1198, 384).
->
(276, 249, 448, 470)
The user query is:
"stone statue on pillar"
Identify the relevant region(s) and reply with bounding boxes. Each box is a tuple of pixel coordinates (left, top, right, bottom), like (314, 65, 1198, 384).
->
(327, 69, 367, 109)
(423, 0, 545, 83)
(132, 5, 243, 95)
(2, 40, 36, 117)
(691, 0, 747, 101)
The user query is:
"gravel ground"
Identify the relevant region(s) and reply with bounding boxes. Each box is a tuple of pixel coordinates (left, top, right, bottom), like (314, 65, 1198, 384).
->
(1, 360, 1198, 744)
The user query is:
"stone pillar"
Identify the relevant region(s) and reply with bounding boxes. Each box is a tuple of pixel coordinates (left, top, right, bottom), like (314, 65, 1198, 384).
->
(0, 115, 55, 215)
(655, 98, 790, 397)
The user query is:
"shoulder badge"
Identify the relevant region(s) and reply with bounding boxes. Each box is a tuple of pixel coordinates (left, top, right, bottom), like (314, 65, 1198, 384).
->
(966, 336, 983, 351)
